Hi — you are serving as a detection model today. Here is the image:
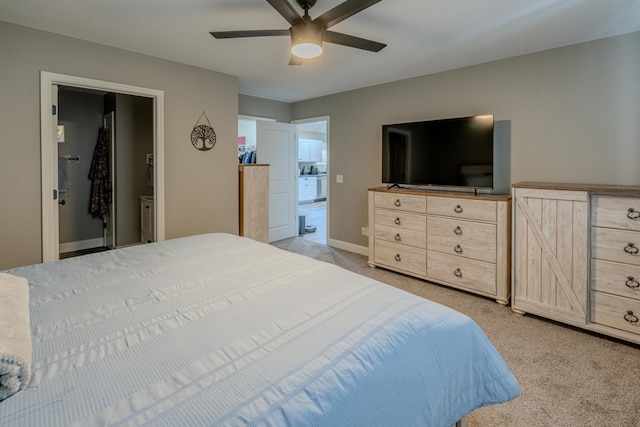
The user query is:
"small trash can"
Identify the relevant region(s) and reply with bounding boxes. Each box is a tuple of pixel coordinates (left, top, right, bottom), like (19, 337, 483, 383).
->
(298, 215, 306, 235)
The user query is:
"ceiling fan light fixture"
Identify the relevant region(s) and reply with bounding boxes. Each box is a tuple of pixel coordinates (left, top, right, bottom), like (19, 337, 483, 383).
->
(292, 41, 323, 59)
(290, 23, 323, 59)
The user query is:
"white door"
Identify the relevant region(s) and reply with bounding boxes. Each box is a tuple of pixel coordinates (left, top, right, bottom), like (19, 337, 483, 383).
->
(257, 121, 297, 242)
(103, 112, 116, 249)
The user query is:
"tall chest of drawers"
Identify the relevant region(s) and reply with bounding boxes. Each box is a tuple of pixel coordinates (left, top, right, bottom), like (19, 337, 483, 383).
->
(590, 195, 640, 338)
(512, 182, 640, 345)
(368, 188, 512, 305)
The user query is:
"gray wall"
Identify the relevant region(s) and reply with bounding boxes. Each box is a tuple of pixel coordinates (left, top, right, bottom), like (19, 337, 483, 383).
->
(0, 21, 239, 269)
(2, 19, 637, 267)
(291, 32, 640, 249)
(239, 94, 291, 122)
(58, 89, 105, 244)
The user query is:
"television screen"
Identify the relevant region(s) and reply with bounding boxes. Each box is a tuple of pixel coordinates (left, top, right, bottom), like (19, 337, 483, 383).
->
(382, 115, 494, 189)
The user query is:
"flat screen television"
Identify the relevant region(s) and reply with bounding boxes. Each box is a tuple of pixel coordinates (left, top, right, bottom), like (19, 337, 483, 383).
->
(382, 114, 494, 189)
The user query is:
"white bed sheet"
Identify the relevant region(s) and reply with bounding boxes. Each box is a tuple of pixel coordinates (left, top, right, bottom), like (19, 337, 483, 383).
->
(1, 233, 519, 426)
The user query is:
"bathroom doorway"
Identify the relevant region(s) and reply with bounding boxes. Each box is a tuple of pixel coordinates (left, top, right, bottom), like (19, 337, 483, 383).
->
(40, 72, 165, 263)
(56, 87, 154, 257)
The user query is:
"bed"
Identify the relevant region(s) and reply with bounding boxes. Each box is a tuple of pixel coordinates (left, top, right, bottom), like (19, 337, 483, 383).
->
(0, 233, 519, 426)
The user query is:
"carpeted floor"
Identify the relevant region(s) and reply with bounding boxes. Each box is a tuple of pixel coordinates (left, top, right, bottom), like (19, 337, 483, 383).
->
(271, 237, 640, 427)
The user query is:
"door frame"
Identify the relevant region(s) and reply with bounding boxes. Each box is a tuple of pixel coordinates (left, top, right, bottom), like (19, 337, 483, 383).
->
(40, 71, 165, 262)
(292, 116, 330, 243)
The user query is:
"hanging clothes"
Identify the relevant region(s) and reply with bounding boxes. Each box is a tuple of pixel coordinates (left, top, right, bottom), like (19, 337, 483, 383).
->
(88, 128, 112, 219)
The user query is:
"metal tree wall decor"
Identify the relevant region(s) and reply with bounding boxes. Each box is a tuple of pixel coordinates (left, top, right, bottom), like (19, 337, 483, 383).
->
(191, 111, 216, 151)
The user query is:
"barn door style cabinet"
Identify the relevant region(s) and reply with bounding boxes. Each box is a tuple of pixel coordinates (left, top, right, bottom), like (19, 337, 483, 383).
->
(512, 182, 640, 345)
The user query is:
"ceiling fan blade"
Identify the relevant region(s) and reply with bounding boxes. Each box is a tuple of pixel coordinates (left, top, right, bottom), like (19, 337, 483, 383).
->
(314, 0, 383, 29)
(289, 55, 304, 66)
(266, 0, 303, 26)
(210, 29, 290, 39)
(323, 31, 386, 52)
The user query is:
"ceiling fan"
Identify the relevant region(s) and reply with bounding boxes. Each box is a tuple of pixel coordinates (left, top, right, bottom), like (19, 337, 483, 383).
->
(210, 0, 386, 65)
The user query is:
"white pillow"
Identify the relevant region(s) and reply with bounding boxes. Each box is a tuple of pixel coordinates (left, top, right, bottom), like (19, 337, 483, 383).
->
(0, 272, 32, 401)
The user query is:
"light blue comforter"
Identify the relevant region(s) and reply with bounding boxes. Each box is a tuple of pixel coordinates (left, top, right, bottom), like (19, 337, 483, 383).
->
(1, 233, 519, 426)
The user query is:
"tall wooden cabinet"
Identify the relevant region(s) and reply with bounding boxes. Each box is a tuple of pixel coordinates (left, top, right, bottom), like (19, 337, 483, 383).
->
(512, 187, 589, 324)
(368, 187, 512, 305)
(239, 164, 269, 243)
(512, 182, 640, 344)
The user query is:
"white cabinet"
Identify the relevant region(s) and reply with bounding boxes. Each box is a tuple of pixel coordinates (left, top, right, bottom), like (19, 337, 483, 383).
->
(140, 196, 154, 243)
(368, 188, 511, 304)
(298, 139, 322, 162)
(298, 176, 317, 203)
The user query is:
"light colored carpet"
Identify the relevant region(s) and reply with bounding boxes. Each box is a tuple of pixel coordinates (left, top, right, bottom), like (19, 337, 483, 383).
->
(272, 237, 640, 427)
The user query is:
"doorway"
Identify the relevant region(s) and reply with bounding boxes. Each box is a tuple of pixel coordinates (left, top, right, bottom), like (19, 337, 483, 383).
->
(294, 118, 329, 245)
(40, 72, 165, 263)
(56, 87, 154, 257)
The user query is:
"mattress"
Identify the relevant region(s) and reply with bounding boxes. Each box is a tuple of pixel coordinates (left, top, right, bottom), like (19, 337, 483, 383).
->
(1, 233, 519, 426)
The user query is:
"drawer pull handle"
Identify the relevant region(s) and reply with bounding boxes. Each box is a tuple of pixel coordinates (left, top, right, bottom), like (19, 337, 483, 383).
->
(394, 233, 402, 242)
(626, 276, 640, 289)
(624, 243, 639, 255)
(624, 310, 639, 324)
(454, 244, 464, 254)
(454, 205, 463, 214)
(628, 208, 640, 220)
(454, 268, 463, 278)
(394, 199, 401, 207)
(394, 254, 402, 262)
(394, 217, 401, 225)
(454, 226, 463, 236)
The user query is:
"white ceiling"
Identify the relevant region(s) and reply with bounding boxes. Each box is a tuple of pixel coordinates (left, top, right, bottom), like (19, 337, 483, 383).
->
(1, 0, 638, 102)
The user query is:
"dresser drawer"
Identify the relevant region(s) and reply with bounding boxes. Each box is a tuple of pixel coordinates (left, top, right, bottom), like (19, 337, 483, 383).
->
(591, 259, 640, 300)
(427, 196, 496, 222)
(591, 227, 640, 266)
(427, 251, 496, 295)
(591, 196, 640, 232)
(427, 216, 496, 263)
(591, 291, 640, 336)
(374, 224, 426, 249)
(374, 208, 426, 232)
(375, 240, 426, 277)
(374, 192, 426, 213)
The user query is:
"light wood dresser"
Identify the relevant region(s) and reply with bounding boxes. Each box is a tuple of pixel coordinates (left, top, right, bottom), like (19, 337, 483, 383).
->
(512, 182, 640, 344)
(239, 164, 269, 243)
(368, 187, 512, 305)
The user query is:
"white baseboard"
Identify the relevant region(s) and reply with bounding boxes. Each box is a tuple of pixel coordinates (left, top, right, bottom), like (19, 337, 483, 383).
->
(327, 238, 368, 256)
(59, 237, 104, 253)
